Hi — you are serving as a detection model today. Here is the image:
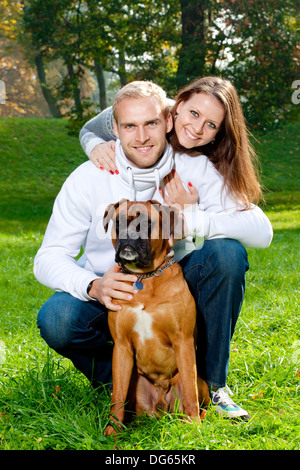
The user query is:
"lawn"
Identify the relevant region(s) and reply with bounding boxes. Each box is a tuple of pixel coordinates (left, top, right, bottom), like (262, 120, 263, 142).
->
(0, 117, 299, 451)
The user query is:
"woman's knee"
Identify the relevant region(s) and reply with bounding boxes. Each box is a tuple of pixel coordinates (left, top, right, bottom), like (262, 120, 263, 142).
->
(205, 239, 249, 279)
(182, 238, 249, 284)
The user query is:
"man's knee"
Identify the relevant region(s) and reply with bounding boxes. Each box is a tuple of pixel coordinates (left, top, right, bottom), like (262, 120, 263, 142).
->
(37, 292, 79, 352)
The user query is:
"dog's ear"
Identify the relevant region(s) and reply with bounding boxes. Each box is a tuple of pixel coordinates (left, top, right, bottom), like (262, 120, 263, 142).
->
(103, 199, 128, 232)
(149, 199, 160, 205)
(103, 204, 115, 233)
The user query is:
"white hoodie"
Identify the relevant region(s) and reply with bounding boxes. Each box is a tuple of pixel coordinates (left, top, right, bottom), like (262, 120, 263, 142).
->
(33, 141, 273, 301)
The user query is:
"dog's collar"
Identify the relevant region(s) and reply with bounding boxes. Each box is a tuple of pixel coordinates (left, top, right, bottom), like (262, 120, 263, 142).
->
(120, 251, 176, 288)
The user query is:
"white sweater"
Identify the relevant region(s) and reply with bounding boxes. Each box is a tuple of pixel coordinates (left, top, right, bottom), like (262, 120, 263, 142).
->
(34, 141, 273, 301)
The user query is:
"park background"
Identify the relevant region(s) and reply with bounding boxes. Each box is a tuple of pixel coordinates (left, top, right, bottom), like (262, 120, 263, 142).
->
(0, 0, 299, 450)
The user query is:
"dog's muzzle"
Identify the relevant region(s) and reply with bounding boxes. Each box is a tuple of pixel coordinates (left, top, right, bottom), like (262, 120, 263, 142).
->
(115, 237, 151, 267)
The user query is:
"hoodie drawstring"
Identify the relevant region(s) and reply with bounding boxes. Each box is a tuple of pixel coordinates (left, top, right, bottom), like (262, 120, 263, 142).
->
(127, 167, 161, 201)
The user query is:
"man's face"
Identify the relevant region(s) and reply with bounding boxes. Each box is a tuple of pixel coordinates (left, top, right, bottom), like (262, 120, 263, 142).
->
(113, 96, 173, 168)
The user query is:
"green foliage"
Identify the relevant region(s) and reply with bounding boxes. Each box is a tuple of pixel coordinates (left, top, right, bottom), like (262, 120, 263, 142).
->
(174, 0, 299, 129)
(21, 0, 181, 123)
(4, 0, 298, 129)
(221, 0, 300, 129)
(0, 117, 299, 449)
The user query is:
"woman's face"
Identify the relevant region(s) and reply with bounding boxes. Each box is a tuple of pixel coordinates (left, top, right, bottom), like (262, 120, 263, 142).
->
(174, 92, 225, 149)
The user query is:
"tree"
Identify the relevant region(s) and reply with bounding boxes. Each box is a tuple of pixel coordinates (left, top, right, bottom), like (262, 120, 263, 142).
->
(20, 0, 181, 123)
(3, 0, 298, 129)
(222, 0, 300, 128)
(0, 0, 52, 117)
(174, 0, 299, 128)
(176, 0, 207, 87)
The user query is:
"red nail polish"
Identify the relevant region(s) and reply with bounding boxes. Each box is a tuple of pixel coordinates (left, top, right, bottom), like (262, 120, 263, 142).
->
(100, 166, 104, 170)
(171, 169, 175, 174)
(115, 170, 119, 175)
(188, 182, 192, 187)
(159, 187, 162, 191)
(110, 170, 114, 175)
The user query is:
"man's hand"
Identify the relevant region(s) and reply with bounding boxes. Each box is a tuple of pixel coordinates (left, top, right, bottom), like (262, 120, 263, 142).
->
(88, 264, 138, 311)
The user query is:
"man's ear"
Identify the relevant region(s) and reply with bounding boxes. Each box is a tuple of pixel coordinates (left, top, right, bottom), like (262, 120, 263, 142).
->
(166, 113, 173, 133)
(113, 119, 119, 138)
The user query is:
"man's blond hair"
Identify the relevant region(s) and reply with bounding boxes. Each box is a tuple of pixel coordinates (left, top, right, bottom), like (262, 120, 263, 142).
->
(112, 81, 169, 121)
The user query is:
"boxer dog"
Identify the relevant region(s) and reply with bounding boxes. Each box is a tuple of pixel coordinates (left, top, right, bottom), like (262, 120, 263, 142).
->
(103, 199, 209, 436)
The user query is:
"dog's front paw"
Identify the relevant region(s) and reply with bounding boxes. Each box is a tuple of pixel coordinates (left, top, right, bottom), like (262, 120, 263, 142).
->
(104, 424, 118, 436)
(104, 421, 123, 436)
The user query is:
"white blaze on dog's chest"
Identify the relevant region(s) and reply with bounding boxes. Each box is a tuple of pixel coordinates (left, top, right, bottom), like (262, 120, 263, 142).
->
(131, 304, 153, 343)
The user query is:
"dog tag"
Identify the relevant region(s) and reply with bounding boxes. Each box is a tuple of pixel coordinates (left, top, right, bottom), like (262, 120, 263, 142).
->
(133, 280, 143, 291)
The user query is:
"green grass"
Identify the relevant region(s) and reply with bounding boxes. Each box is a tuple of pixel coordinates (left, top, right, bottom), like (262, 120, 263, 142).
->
(0, 117, 299, 450)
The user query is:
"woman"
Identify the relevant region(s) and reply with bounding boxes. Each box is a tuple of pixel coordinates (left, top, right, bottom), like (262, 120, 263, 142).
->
(79, 77, 272, 420)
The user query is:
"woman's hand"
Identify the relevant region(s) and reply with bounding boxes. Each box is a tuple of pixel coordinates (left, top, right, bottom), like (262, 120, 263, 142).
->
(88, 265, 138, 311)
(159, 170, 199, 210)
(89, 140, 118, 174)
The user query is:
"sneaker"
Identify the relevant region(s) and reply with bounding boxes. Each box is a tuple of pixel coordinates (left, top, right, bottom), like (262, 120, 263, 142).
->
(209, 385, 251, 420)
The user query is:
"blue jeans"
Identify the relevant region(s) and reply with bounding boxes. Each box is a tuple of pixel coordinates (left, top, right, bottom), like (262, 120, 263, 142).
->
(37, 239, 249, 389)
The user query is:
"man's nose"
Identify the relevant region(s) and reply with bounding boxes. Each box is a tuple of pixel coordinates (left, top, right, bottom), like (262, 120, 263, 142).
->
(136, 126, 149, 143)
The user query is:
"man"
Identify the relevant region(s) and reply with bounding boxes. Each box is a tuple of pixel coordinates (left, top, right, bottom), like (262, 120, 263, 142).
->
(34, 81, 272, 419)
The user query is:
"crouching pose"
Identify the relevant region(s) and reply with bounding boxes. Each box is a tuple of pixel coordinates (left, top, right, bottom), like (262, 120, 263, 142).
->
(35, 79, 273, 424)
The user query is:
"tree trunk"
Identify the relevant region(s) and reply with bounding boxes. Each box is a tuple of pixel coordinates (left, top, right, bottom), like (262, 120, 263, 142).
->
(118, 49, 127, 87)
(176, 0, 207, 88)
(34, 53, 62, 118)
(94, 58, 107, 110)
(67, 63, 82, 119)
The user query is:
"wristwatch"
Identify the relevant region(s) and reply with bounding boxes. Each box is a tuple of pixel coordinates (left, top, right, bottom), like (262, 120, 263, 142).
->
(87, 281, 93, 295)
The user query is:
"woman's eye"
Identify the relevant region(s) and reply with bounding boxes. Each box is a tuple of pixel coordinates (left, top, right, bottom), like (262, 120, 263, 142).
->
(190, 110, 199, 117)
(207, 122, 216, 129)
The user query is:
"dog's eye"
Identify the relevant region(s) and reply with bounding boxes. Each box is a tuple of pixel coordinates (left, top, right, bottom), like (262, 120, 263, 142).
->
(114, 219, 120, 232)
(148, 220, 153, 236)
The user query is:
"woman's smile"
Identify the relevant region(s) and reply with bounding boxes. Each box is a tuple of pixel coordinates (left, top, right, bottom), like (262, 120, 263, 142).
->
(184, 127, 202, 141)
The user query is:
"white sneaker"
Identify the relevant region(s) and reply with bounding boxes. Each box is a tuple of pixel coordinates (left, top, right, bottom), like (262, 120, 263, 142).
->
(210, 385, 251, 420)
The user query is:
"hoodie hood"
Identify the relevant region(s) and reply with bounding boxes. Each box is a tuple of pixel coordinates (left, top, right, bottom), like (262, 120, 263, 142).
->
(115, 139, 174, 200)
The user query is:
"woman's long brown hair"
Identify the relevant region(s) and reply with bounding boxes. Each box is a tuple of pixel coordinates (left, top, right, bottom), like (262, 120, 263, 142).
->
(169, 77, 262, 209)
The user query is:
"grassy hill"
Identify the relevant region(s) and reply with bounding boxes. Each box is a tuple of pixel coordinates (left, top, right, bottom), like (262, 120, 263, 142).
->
(0, 117, 299, 450)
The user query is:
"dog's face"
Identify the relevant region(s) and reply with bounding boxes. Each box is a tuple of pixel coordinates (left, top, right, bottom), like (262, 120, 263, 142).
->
(103, 199, 183, 273)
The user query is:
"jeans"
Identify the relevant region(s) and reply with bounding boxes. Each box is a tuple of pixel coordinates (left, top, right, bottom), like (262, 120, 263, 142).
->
(37, 239, 249, 389)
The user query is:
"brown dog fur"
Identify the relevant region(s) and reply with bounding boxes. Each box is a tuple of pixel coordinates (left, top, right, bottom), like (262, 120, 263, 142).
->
(103, 200, 209, 435)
